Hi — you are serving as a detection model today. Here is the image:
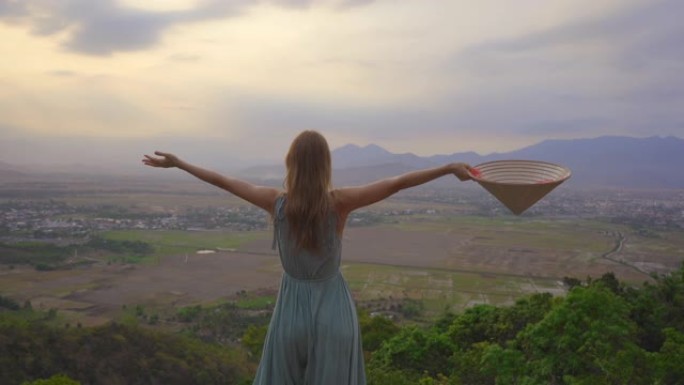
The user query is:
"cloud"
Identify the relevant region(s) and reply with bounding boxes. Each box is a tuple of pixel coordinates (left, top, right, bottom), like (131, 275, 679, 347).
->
(63, 4, 172, 54)
(1, 0, 681, 159)
(438, 0, 684, 138)
(456, 0, 684, 65)
(167, 53, 201, 62)
(0, 0, 26, 16)
(256, 0, 377, 10)
(0, 1, 250, 55)
(0, 0, 377, 56)
(521, 118, 612, 136)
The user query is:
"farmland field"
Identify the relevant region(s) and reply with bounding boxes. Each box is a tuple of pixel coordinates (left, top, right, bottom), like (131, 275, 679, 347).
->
(2, 206, 682, 323)
(101, 229, 263, 258)
(2, 178, 683, 323)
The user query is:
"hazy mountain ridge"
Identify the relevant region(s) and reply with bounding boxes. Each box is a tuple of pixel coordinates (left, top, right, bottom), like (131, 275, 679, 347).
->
(329, 136, 684, 188)
(332, 144, 434, 169)
(502, 136, 684, 188)
(0, 161, 27, 179)
(2, 136, 682, 189)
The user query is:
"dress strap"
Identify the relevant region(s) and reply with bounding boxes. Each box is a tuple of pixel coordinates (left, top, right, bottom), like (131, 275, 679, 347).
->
(271, 195, 285, 251)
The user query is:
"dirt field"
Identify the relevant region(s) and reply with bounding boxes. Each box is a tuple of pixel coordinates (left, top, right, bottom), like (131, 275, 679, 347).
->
(3, 179, 683, 324)
(0, 250, 282, 325)
(3, 214, 682, 324)
(341, 219, 655, 282)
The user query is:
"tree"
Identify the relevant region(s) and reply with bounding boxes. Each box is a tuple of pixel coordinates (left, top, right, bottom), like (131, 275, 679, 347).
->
(371, 326, 454, 377)
(492, 285, 652, 385)
(358, 309, 400, 353)
(652, 328, 684, 385)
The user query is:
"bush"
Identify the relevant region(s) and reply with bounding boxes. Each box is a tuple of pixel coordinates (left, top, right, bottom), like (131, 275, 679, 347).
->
(22, 374, 80, 385)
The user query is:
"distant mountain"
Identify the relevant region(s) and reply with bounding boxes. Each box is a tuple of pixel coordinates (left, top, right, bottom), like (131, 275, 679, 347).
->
(238, 164, 286, 182)
(332, 163, 416, 186)
(499, 136, 684, 188)
(332, 144, 434, 169)
(0, 161, 27, 179)
(329, 136, 684, 188)
(3, 136, 683, 189)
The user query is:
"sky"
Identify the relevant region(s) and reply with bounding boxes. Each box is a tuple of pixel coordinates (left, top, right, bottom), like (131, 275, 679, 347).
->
(1, 0, 682, 170)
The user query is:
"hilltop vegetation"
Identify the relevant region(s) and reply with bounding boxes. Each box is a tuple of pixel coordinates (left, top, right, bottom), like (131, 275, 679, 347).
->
(0, 308, 253, 385)
(365, 266, 684, 385)
(2, 265, 683, 385)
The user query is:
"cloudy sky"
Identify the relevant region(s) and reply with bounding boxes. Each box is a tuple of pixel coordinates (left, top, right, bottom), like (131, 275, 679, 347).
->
(1, 0, 682, 169)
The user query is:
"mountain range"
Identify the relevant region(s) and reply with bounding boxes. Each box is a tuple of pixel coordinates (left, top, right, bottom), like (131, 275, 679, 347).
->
(2, 136, 683, 189)
(241, 135, 684, 189)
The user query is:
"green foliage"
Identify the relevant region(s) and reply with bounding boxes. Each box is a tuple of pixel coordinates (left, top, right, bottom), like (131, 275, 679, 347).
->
(651, 267, 684, 330)
(176, 302, 272, 345)
(134, 304, 145, 317)
(3, 263, 683, 385)
(400, 298, 425, 319)
(87, 236, 154, 257)
(371, 326, 455, 377)
(366, 265, 684, 385)
(177, 304, 203, 322)
(358, 309, 400, 352)
(451, 341, 498, 385)
(480, 343, 525, 384)
(0, 236, 153, 269)
(241, 324, 268, 360)
(447, 292, 553, 349)
(500, 285, 648, 384)
(448, 304, 499, 348)
(21, 374, 80, 385)
(0, 242, 72, 268)
(235, 295, 275, 310)
(0, 294, 21, 310)
(34, 263, 57, 271)
(652, 328, 684, 385)
(562, 276, 583, 289)
(433, 310, 457, 333)
(0, 314, 251, 385)
(417, 374, 454, 385)
(367, 367, 421, 385)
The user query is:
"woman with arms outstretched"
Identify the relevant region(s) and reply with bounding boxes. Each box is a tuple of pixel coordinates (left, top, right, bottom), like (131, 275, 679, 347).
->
(143, 130, 472, 385)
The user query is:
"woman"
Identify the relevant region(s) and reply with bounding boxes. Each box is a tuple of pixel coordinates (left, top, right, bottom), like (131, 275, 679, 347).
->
(143, 130, 472, 385)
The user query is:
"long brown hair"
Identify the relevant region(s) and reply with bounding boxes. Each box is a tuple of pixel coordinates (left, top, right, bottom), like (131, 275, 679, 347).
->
(284, 130, 333, 252)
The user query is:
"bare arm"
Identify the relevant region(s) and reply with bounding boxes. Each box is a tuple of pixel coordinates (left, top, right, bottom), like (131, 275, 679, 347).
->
(143, 151, 280, 214)
(334, 163, 472, 219)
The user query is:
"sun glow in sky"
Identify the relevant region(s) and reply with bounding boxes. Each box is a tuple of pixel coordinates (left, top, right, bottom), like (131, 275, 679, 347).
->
(1, 0, 682, 168)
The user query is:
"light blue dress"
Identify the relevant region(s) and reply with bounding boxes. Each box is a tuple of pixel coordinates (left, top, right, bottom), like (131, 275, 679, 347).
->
(253, 196, 366, 385)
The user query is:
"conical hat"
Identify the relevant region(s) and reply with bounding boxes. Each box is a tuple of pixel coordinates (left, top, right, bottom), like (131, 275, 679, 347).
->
(468, 160, 571, 215)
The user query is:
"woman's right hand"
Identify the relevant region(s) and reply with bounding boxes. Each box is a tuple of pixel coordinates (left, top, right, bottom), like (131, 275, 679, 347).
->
(142, 151, 181, 168)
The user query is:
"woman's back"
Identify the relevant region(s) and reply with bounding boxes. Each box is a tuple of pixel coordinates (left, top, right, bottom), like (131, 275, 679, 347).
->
(254, 195, 366, 385)
(273, 195, 341, 280)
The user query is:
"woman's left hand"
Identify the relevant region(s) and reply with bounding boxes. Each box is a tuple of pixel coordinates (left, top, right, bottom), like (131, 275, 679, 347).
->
(451, 162, 473, 181)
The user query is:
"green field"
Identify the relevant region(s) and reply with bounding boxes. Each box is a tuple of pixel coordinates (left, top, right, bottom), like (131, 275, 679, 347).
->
(100, 229, 270, 258)
(235, 295, 276, 309)
(342, 262, 562, 317)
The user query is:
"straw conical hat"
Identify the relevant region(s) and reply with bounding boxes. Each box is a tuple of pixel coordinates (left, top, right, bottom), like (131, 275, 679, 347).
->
(468, 160, 571, 215)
